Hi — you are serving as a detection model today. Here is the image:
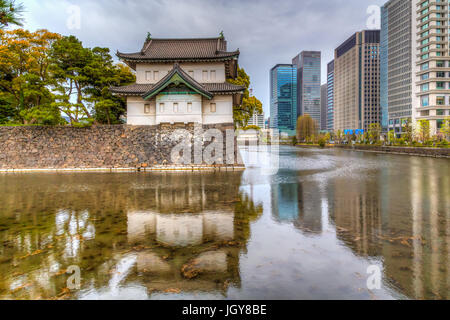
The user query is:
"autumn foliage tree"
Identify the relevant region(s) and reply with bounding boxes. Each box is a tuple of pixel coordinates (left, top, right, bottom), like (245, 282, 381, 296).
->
(227, 67, 263, 128)
(0, 29, 64, 124)
(296, 114, 318, 142)
(0, 29, 135, 125)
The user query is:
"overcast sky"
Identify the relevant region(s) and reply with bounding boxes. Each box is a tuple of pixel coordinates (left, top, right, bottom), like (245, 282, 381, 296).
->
(21, 0, 385, 115)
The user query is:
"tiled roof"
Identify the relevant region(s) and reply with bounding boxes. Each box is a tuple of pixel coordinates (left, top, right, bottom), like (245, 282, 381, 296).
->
(117, 37, 240, 61)
(110, 82, 245, 96)
(111, 63, 246, 97)
(203, 82, 246, 93)
(143, 63, 213, 99)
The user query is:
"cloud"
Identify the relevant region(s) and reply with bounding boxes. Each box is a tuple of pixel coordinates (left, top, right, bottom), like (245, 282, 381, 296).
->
(21, 0, 385, 115)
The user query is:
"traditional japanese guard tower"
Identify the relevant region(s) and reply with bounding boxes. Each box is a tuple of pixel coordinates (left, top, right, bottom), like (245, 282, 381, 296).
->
(111, 33, 245, 126)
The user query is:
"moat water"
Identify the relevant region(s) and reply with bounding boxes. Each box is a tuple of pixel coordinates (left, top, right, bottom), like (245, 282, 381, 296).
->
(0, 147, 449, 300)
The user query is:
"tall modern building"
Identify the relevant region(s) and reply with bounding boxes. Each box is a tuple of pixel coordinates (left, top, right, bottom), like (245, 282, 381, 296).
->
(270, 64, 298, 135)
(412, 0, 450, 135)
(327, 60, 335, 131)
(334, 30, 381, 132)
(320, 84, 327, 131)
(381, 0, 413, 136)
(292, 51, 322, 125)
(248, 110, 265, 128)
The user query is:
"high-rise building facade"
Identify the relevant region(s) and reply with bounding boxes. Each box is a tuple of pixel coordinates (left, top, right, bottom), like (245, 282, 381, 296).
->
(334, 30, 381, 132)
(270, 64, 298, 135)
(320, 84, 328, 130)
(380, 5, 389, 132)
(381, 0, 412, 136)
(412, 0, 450, 135)
(292, 51, 322, 125)
(327, 60, 335, 131)
(248, 110, 265, 128)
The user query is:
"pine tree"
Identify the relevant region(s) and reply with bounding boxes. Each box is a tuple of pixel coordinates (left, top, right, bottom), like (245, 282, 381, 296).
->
(0, 1, 24, 29)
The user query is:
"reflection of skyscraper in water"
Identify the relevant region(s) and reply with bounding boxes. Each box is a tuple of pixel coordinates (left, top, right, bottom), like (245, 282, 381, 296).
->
(271, 183, 299, 222)
(407, 158, 449, 300)
(270, 180, 322, 234)
(329, 158, 449, 299)
(329, 178, 382, 256)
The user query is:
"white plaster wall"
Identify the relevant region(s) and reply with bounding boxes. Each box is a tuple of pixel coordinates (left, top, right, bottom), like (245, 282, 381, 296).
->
(155, 93, 203, 124)
(136, 62, 226, 84)
(126, 96, 156, 125)
(202, 95, 234, 124)
(126, 94, 233, 125)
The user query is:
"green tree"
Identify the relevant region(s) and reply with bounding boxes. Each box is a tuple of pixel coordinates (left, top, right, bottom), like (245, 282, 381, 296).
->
(296, 114, 318, 142)
(0, 29, 64, 125)
(402, 118, 413, 144)
(50, 36, 135, 125)
(439, 117, 450, 141)
(227, 67, 263, 128)
(388, 130, 395, 146)
(0, 95, 14, 123)
(368, 123, 381, 144)
(0, 0, 24, 29)
(417, 120, 430, 142)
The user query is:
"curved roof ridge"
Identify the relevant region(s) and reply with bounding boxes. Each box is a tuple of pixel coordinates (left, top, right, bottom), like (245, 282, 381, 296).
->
(116, 36, 239, 62)
(141, 63, 213, 100)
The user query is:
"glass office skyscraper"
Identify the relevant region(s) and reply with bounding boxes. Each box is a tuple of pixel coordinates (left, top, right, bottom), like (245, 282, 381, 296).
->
(292, 51, 322, 125)
(380, 5, 389, 132)
(381, 0, 412, 136)
(270, 64, 298, 135)
(327, 60, 335, 131)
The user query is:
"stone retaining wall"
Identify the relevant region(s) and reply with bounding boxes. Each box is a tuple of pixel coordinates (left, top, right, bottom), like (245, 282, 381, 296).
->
(0, 124, 242, 170)
(336, 145, 450, 158)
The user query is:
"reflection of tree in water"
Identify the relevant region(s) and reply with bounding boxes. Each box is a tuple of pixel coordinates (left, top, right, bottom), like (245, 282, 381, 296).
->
(0, 172, 262, 299)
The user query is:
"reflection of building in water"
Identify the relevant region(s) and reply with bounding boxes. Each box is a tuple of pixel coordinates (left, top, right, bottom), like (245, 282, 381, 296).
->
(122, 172, 261, 294)
(128, 211, 234, 246)
(270, 180, 322, 234)
(0, 171, 262, 299)
(271, 183, 298, 222)
(329, 179, 382, 256)
(399, 157, 449, 300)
(329, 158, 449, 299)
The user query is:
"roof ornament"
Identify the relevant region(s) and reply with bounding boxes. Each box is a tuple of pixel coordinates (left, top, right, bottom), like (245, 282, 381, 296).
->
(219, 31, 224, 39)
(146, 32, 152, 41)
